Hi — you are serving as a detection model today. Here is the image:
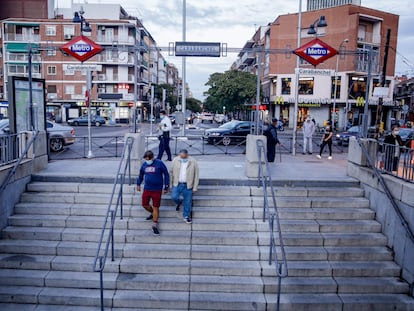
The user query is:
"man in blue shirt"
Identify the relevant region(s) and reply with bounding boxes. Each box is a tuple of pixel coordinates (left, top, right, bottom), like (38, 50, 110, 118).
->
(136, 150, 170, 235)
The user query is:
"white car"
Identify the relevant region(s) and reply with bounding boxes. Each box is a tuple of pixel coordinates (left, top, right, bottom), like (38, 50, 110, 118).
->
(200, 113, 214, 124)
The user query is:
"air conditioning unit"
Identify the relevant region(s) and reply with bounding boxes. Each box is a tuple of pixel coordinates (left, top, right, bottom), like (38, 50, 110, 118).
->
(98, 88, 105, 93)
(64, 34, 72, 40)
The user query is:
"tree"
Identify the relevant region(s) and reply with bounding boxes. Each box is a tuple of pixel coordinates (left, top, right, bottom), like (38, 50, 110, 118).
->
(186, 98, 203, 113)
(204, 70, 259, 113)
(154, 83, 177, 111)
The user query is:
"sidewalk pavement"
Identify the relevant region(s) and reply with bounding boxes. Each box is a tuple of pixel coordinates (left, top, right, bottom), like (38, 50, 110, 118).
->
(40, 152, 355, 185)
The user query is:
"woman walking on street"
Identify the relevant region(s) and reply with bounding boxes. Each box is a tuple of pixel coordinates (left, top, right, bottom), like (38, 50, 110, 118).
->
(317, 121, 333, 160)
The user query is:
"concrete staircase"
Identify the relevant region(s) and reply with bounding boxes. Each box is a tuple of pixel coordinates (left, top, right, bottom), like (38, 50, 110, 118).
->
(0, 178, 413, 310)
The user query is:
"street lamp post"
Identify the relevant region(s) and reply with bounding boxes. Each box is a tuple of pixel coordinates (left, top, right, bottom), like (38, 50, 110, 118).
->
(181, 0, 187, 136)
(332, 39, 349, 131)
(73, 7, 94, 158)
(292, 0, 303, 156)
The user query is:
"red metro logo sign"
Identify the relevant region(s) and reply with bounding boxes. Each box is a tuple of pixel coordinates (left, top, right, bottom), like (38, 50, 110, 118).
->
(61, 35, 103, 62)
(294, 38, 337, 67)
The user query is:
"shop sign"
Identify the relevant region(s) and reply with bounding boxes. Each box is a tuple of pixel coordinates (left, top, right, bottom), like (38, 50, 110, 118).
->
(295, 68, 334, 76)
(294, 38, 338, 66)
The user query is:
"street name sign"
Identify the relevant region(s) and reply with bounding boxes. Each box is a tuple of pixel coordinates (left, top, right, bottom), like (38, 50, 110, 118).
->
(61, 35, 104, 62)
(63, 64, 102, 71)
(295, 68, 334, 76)
(294, 38, 337, 67)
(175, 42, 221, 57)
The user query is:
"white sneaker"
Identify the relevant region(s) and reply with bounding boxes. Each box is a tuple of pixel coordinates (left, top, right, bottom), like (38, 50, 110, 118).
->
(316, 155, 321, 159)
(328, 156, 332, 160)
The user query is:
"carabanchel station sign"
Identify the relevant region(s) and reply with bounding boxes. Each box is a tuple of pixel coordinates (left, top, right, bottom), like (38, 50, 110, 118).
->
(175, 42, 221, 57)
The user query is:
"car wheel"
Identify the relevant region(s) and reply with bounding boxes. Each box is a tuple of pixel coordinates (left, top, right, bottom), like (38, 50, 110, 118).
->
(73, 121, 79, 126)
(222, 136, 231, 146)
(95, 121, 101, 127)
(50, 138, 64, 152)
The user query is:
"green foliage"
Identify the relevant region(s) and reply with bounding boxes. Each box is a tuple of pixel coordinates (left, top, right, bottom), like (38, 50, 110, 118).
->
(204, 70, 259, 112)
(186, 98, 203, 113)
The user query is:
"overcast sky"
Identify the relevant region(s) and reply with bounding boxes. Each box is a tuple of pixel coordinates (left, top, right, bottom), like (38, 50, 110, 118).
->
(62, 0, 414, 99)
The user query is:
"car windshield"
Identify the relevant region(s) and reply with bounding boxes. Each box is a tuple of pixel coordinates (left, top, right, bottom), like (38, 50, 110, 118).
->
(0, 119, 9, 129)
(348, 126, 360, 133)
(219, 122, 238, 130)
(399, 129, 413, 137)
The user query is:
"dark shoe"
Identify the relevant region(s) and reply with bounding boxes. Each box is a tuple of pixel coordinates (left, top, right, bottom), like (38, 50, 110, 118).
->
(184, 217, 192, 224)
(302, 152, 306, 155)
(176, 205, 180, 212)
(152, 226, 160, 235)
(145, 214, 153, 221)
(308, 152, 313, 155)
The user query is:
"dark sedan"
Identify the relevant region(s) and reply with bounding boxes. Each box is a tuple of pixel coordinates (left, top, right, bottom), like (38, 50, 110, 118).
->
(335, 126, 361, 146)
(68, 115, 106, 127)
(203, 121, 252, 145)
(399, 128, 414, 147)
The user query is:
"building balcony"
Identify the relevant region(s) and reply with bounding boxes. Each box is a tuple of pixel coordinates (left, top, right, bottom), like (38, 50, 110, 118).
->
(240, 51, 255, 66)
(8, 72, 41, 79)
(47, 93, 58, 100)
(6, 53, 41, 62)
(141, 59, 149, 69)
(97, 54, 134, 65)
(96, 35, 135, 45)
(4, 33, 40, 42)
(97, 74, 134, 83)
(139, 41, 149, 52)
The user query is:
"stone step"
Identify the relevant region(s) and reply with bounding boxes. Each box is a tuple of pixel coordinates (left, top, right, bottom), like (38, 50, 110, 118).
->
(268, 197, 370, 208)
(338, 294, 414, 311)
(257, 232, 387, 247)
(51, 256, 120, 273)
(119, 258, 262, 277)
(261, 261, 402, 277)
(0, 254, 55, 271)
(112, 290, 189, 310)
(335, 277, 410, 294)
(263, 276, 337, 293)
(250, 187, 364, 198)
(188, 291, 266, 311)
(0, 304, 105, 311)
(253, 207, 375, 220)
(27, 182, 252, 197)
(126, 230, 258, 246)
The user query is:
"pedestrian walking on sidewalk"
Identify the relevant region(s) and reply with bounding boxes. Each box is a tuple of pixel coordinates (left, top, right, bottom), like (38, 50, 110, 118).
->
(383, 126, 403, 172)
(169, 149, 199, 224)
(265, 118, 281, 163)
(136, 151, 170, 235)
(302, 117, 315, 155)
(157, 110, 172, 161)
(317, 121, 333, 160)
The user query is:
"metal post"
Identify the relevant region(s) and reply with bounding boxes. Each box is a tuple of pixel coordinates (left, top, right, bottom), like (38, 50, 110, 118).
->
(362, 46, 373, 138)
(87, 68, 94, 158)
(150, 85, 154, 136)
(181, 0, 187, 136)
(28, 44, 34, 130)
(133, 44, 138, 133)
(255, 53, 261, 135)
(99, 257, 104, 311)
(292, 0, 302, 156)
(333, 39, 348, 131)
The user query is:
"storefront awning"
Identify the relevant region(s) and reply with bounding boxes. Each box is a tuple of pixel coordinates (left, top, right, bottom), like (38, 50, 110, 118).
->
(6, 43, 40, 52)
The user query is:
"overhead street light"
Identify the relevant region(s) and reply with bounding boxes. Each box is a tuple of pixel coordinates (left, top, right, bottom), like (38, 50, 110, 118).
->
(307, 15, 328, 35)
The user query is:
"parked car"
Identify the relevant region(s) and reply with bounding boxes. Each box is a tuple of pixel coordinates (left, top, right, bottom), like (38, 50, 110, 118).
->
(0, 119, 75, 152)
(214, 114, 226, 124)
(200, 113, 214, 124)
(336, 126, 361, 146)
(67, 115, 106, 127)
(399, 128, 414, 147)
(47, 121, 75, 152)
(203, 120, 252, 145)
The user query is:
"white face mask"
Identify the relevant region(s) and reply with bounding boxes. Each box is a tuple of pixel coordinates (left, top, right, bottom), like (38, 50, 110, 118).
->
(393, 130, 400, 136)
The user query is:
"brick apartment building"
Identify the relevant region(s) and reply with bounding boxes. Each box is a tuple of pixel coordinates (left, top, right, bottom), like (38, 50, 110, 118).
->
(0, 2, 180, 123)
(234, 3, 399, 130)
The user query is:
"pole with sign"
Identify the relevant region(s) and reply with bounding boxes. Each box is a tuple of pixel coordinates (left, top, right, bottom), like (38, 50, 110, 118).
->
(86, 69, 94, 158)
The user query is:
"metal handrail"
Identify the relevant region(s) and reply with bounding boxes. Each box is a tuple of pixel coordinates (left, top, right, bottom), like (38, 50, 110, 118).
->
(256, 139, 288, 311)
(92, 136, 134, 311)
(356, 137, 414, 243)
(0, 131, 38, 195)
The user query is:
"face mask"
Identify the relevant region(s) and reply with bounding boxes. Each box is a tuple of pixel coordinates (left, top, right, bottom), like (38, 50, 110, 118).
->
(145, 160, 154, 165)
(393, 131, 400, 136)
(180, 158, 189, 164)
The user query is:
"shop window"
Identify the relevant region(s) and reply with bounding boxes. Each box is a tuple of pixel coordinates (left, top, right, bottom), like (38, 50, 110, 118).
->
(47, 85, 57, 93)
(331, 76, 341, 99)
(372, 78, 391, 95)
(281, 78, 291, 95)
(298, 78, 314, 95)
(348, 76, 366, 99)
(65, 85, 75, 95)
(47, 66, 56, 75)
(46, 26, 56, 36)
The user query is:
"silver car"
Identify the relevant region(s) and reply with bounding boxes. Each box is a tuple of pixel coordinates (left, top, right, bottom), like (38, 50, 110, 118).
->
(0, 119, 75, 152)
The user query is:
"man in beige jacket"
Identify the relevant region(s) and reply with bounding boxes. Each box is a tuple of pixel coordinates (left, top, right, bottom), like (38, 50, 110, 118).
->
(169, 149, 199, 224)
